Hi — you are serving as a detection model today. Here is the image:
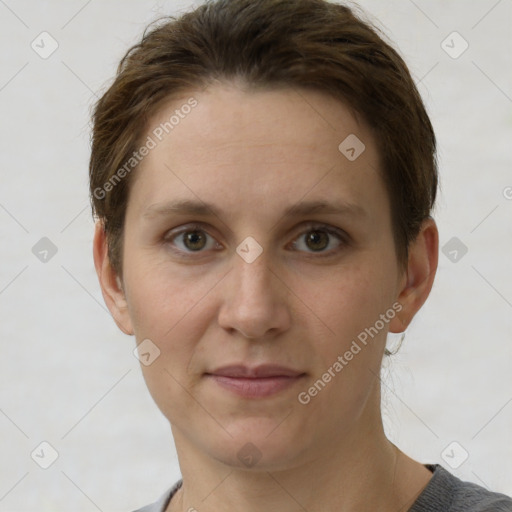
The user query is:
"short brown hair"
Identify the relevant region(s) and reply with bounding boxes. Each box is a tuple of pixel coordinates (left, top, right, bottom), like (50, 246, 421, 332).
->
(89, 0, 438, 279)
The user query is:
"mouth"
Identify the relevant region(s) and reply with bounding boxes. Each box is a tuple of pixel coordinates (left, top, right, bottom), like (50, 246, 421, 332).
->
(204, 364, 306, 399)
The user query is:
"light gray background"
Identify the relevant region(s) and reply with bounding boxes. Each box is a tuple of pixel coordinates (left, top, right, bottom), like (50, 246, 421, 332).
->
(0, 0, 511, 510)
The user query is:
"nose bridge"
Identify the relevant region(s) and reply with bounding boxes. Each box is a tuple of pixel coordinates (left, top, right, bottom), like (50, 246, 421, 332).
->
(218, 242, 289, 338)
(232, 244, 274, 303)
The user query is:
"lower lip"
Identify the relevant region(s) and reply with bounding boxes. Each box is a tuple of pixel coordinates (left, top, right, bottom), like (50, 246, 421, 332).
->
(205, 374, 305, 398)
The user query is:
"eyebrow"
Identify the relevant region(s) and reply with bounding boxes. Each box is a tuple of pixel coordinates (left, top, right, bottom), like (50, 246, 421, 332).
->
(142, 198, 367, 221)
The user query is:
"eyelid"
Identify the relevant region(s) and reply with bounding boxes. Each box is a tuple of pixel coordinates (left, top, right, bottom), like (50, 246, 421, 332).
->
(164, 222, 222, 254)
(164, 221, 349, 257)
(287, 222, 348, 256)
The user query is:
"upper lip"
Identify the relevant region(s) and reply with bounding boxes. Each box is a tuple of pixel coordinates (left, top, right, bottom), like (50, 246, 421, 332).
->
(206, 364, 305, 378)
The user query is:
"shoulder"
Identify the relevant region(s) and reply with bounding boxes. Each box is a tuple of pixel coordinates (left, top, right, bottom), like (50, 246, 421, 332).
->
(131, 479, 183, 512)
(410, 464, 512, 512)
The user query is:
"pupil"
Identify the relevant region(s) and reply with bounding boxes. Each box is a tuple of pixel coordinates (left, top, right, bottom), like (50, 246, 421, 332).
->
(307, 230, 328, 251)
(185, 231, 205, 250)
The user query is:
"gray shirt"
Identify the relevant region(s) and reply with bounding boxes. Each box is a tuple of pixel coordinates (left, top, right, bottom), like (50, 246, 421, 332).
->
(132, 464, 512, 512)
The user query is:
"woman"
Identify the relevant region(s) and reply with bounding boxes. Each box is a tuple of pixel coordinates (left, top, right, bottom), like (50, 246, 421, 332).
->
(89, 0, 512, 510)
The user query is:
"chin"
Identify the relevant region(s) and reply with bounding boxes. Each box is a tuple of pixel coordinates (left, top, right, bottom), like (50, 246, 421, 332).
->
(211, 420, 310, 471)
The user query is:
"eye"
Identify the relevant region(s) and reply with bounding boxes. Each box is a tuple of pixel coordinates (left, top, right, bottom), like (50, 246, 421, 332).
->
(165, 224, 220, 255)
(290, 224, 346, 255)
(164, 222, 348, 258)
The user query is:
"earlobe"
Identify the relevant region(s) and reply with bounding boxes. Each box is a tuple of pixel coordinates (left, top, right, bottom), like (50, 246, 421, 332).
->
(92, 220, 134, 336)
(389, 218, 439, 334)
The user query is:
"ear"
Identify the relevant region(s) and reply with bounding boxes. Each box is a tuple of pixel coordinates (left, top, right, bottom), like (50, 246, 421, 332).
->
(92, 220, 134, 336)
(389, 217, 439, 333)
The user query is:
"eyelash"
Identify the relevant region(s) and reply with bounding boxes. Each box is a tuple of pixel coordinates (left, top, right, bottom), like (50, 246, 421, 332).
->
(163, 222, 349, 259)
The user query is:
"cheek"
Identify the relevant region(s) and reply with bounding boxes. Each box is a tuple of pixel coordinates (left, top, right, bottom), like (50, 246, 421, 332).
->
(124, 254, 224, 389)
(299, 262, 393, 349)
(295, 270, 390, 424)
(123, 244, 218, 340)
(133, 293, 215, 427)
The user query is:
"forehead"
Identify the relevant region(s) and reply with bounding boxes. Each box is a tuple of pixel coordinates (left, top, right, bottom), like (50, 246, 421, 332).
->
(129, 82, 386, 221)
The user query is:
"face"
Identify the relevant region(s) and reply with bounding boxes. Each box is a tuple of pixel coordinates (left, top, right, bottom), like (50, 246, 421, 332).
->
(101, 81, 414, 470)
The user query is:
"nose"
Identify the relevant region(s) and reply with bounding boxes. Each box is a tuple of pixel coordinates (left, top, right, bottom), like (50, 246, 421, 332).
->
(217, 247, 291, 340)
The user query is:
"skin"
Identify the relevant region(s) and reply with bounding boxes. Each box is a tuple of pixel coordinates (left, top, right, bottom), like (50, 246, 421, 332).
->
(94, 81, 439, 511)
